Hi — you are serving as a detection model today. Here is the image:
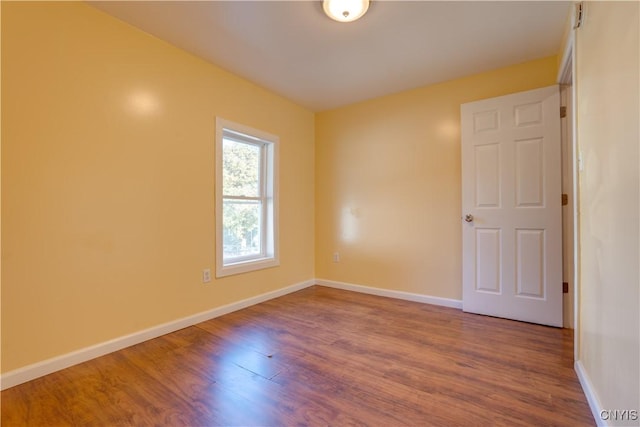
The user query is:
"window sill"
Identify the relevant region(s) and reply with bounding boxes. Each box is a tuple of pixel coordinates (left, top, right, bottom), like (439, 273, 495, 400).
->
(216, 256, 279, 278)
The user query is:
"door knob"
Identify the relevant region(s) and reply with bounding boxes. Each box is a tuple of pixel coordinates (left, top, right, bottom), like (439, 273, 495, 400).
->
(464, 214, 474, 223)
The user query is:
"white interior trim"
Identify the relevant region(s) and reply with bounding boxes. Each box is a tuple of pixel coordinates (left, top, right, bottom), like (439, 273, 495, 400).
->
(0, 279, 314, 391)
(575, 360, 605, 426)
(215, 117, 280, 279)
(316, 279, 463, 309)
(557, 18, 580, 361)
(557, 31, 575, 85)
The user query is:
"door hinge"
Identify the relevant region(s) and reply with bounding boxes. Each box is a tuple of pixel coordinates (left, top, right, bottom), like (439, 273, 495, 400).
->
(562, 194, 568, 206)
(560, 106, 567, 118)
(574, 2, 584, 29)
(563, 282, 569, 293)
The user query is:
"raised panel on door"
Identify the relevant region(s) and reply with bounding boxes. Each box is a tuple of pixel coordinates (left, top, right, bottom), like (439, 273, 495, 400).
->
(516, 229, 545, 298)
(475, 143, 501, 208)
(514, 101, 543, 127)
(515, 137, 544, 207)
(475, 228, 501, 293)
(473, 109, 500, 133)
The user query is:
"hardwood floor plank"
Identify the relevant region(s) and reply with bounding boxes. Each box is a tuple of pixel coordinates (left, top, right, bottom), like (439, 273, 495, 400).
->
(1, 285, 593, 426)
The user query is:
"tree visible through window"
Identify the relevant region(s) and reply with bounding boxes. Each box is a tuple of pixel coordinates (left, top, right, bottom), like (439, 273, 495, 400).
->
(215, 118, 278, 277)
(222, 138, 263, 260)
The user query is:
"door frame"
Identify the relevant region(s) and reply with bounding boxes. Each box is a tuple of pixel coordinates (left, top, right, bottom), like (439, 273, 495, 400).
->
(557, 27, 579, 360)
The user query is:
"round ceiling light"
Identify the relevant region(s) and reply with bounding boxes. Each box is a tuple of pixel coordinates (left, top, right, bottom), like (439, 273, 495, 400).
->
(323, 0, 370, 23)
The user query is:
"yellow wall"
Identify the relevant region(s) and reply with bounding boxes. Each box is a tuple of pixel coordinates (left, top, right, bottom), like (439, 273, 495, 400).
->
(1, 2, 315, 372)
(315, 57, 558, 299)
(575, 1, 639, 416)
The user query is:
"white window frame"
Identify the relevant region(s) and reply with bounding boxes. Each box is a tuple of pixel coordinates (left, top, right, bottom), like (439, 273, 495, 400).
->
(215, 117, 279, 278)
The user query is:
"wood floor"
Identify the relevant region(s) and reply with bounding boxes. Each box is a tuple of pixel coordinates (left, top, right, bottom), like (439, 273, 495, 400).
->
(2, 285, 593, 426)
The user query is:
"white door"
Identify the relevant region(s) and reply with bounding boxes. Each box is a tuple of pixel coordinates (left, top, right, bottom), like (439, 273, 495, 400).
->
(461, 85, 562, 327)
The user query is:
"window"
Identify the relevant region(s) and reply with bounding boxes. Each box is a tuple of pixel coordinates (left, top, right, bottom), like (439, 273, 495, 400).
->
(215, 118, 278, 277)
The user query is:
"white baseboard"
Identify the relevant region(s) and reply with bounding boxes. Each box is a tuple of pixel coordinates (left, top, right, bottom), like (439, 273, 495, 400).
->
(2, 278, 462, 390)
(315, 279, 463, 309)
(0, 279, 315, 391)
(575, 360, 604, 426)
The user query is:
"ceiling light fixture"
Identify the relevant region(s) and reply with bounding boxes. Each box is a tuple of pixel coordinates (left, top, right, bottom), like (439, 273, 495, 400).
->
(323, 0, 370, 23)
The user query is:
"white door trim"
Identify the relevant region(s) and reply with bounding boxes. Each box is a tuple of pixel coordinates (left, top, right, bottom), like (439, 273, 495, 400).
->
(557, 24, 579, 360)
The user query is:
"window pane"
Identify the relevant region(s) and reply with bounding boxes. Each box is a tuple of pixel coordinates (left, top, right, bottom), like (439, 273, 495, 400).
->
(222, 138, 261, 197)
(223, 199, 262, 260)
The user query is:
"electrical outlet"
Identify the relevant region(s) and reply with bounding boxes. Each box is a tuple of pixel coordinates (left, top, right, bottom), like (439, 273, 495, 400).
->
(333, 252, 340, 263)
(202, 268, 212, 283)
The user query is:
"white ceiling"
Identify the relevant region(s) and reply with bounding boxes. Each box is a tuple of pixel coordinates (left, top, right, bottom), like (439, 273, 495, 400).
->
(90, 1, 571, 112)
